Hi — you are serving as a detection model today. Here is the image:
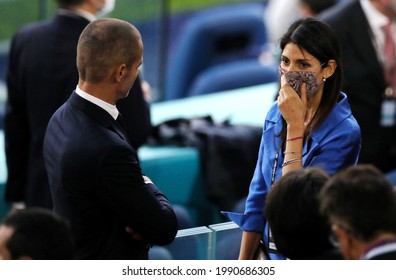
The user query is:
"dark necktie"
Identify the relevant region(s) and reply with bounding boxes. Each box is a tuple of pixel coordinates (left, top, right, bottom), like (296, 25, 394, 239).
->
(380, 22, 396, 127)
(115, 113, 131, 143)
(116, 112, 127, 131)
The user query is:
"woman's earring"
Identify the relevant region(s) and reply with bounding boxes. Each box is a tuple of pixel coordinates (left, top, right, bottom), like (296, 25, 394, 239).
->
(322, 76, 327, 82)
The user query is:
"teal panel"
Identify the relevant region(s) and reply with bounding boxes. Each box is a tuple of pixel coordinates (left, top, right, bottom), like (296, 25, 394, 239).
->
(139, 145, 221, 226)
(0, 182, 10, 220)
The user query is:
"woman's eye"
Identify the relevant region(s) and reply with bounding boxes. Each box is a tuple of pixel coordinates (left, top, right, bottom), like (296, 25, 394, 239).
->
(281, 59, 289, 65)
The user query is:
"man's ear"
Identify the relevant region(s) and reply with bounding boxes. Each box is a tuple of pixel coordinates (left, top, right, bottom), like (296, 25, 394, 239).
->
(333, 224, 349, 240)
(86, 0, 101, 14)
(332, 223, 358, 253)
(114, 64, 127, 82)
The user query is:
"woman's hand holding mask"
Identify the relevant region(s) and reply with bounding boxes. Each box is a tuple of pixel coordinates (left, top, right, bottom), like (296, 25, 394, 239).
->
(278, 74, 307, 130)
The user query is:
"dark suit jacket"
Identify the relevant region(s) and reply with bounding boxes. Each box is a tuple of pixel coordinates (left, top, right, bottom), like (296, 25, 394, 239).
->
(4, 13, 151, 208)
(319, 1, 396, 172)
(43, 92, 177, 259)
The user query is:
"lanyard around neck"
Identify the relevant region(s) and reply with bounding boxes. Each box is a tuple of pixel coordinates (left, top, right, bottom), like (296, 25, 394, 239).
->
(271, 139, 284, 185)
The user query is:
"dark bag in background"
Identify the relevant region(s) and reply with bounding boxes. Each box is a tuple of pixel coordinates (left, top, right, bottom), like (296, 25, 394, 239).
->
(148, 116, 262, 212)
(194, 122, 262, 211)
(148, 116, 214, 147)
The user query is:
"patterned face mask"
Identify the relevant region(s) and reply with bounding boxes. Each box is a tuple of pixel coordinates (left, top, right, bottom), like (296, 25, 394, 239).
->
(280, 68, 320, 97)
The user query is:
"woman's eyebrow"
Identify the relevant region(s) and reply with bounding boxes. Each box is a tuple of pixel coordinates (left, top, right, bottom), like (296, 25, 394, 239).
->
(281, 55, 311, 63)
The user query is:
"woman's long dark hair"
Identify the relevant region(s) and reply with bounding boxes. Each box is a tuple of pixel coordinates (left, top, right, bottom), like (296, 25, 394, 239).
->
(278, 17, 344, 138)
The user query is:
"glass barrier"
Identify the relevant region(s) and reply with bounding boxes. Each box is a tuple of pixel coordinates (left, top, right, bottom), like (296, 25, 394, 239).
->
(209, 221, 242, 260)
(150, 222, 241, 260)
(0, 130, 9, 218)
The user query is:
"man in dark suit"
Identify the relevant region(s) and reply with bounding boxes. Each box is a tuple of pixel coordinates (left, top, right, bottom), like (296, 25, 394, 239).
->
(319, 164, 396, 260)
(4, 0, 151, 210)
(319, 0, 396, 173)
(43, 18, 177, 259)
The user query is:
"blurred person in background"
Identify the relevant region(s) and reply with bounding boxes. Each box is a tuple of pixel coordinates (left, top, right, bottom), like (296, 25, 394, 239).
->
(299, 0, 338, 17)
(4, 0, 151, 210)
(264, 0, 339, 43)
(319, 0, 396, 181)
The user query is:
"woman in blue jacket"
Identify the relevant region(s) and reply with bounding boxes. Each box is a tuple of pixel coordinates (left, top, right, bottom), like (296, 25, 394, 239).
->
(223, 17, 361, 260)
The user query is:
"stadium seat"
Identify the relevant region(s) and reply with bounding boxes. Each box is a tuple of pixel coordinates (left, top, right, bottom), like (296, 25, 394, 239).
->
(187, 59, 278, 97)
(164, 3, 268, 100)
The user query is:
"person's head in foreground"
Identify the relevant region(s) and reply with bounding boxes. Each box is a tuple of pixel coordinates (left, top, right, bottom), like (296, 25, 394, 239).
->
(0, 208, 75, 260)
(265, 168, 341, 259)
(319, 164, 396, 260)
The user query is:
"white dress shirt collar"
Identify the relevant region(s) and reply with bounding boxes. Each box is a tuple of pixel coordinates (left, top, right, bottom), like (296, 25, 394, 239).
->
(360, 0, 394, 63)
(58, 8, 96, 22)
(360, 0, 389, 30)
(75, 86, 119, 120)
(361, 241, 396, 260)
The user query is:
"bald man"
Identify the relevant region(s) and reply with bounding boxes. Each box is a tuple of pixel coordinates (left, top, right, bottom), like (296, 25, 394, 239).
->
(43, 18, 177, 260)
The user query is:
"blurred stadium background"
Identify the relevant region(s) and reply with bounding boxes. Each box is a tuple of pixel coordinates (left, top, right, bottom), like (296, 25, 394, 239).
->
(0, 0, 266, 102)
